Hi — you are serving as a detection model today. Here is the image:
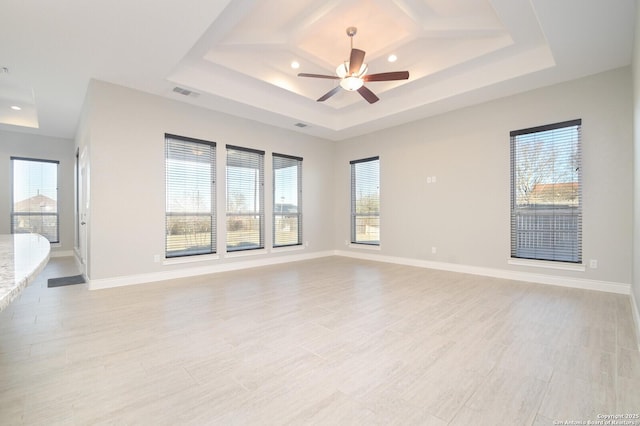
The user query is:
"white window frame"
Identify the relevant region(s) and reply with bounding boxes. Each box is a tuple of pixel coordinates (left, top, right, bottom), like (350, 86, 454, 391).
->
(350, 156, 380, 246)
(165, 134, 216, 258)
(226, 145, 265, 252)
(273, 153, 302, 248)
(11, 157, 60, 243)
(510, 119, 582, 264)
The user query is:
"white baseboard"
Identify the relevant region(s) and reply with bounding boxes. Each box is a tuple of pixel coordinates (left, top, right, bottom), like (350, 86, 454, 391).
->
(87, 247, 631, 297)
(334, 250, 631, 295)
(88, 250, 334, 290)
(631, 291, 640, 352)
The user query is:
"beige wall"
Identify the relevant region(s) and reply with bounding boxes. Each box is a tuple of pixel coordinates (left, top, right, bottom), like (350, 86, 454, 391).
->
(334, 67, 633, 286)
(0, 130, 75, 255)
(2, 66, 634, 293)
(81, 80, 336, 280)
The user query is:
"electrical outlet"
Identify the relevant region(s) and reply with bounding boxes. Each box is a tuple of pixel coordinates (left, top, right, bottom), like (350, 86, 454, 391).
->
(589, 259, 598, 269)
(154, 254, 160, 263)
(432, 247, 437, 254)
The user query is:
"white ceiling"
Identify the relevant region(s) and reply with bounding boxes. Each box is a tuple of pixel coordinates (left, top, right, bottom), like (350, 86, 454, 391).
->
(0, 0, 635, 141)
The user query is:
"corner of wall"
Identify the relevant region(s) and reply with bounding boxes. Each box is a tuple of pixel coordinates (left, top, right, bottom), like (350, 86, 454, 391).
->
(632, 0, 640, 352)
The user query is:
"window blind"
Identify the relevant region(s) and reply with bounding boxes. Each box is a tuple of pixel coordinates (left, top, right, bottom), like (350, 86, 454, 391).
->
(350, 156, 380, 245)
(226, 145, 265, 251)
(510, 119, 582, 263)
(273, 153, 302, 247)
(165, 134, 216, 258)
(11, 157, 59, 243)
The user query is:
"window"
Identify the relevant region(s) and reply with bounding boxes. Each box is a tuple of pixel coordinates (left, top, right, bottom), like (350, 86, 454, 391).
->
(226, 145, 264, 251)
(273, 153, 302, 247)
(510, 119, 582, 263)
(11, 157, 59, 243)
(351, 156, 380, 245)
(165, 134, 216, 258)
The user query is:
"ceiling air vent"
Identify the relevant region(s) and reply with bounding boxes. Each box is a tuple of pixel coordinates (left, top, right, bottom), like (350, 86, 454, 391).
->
(294, 122, 308, 128)
(172, 86, 200, 98)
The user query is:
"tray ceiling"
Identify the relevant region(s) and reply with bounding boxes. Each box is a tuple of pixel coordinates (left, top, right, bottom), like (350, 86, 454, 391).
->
(0, 0, 635, 140)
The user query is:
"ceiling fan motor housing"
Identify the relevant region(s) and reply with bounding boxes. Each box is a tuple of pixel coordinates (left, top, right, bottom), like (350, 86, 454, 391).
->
(297, 25, 409, 104)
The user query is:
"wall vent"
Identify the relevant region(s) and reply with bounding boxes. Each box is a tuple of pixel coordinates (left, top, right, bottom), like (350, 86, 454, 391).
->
(173, 86, 200, 98)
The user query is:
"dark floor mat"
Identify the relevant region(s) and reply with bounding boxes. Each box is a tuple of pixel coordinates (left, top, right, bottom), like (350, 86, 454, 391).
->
(48, 275, 86, 288)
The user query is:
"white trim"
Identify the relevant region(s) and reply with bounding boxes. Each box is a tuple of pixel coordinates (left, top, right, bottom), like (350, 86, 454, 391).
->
(223, 248, 268, 259)
(88, 250, 334, 290)
(73, 251, 83, 271)
(163, 254, 220, 265)
(348, 243, 381, 251)
(508, 258, 586, 272)
(88, 248, 631, 297)
(271, 244, 305, 253)
(50, 250, 74, 258)
(630, 291, 640, 352)
(334, 250, 630, 295)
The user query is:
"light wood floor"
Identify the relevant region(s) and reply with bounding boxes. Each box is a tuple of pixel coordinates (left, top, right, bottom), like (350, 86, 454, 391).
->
(0, 256, 639, 425)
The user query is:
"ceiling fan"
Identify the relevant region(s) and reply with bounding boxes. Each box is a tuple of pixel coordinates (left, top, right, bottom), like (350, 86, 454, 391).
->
(298, 26, 409, 104)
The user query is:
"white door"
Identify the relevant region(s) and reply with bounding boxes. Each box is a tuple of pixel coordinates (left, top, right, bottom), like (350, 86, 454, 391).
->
(78, 147, 90, 277)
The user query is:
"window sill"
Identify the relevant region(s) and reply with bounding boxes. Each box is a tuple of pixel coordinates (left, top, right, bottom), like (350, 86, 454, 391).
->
(224, 248, 268, 259)
(348, 243, 381, 251)
(272, 244, 305, 253)
(163, 254, 220, 265)
(508, 258, 585, 272)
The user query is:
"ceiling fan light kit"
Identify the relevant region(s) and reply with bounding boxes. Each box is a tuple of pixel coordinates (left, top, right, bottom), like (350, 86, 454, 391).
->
(298, 26, 409, 104)
(340, 77, 364, 91)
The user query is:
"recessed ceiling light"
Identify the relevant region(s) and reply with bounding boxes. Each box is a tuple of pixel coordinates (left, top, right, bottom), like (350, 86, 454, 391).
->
(291, 61, 300, 69)
(10, 105, 21, 111)
(388, 54, 397, 63)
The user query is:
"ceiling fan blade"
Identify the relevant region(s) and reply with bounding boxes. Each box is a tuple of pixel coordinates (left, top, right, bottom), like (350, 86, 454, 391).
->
(357, 85, 379, 104)
(298, 73, 340, 79)
(317, 86, 341, 102)
(364, 71, 410, 82)
(349, 49, 366, 75)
